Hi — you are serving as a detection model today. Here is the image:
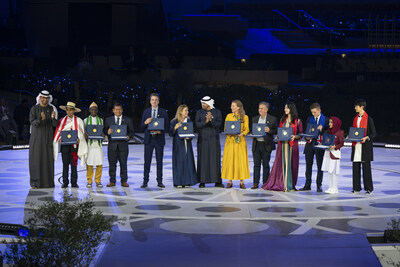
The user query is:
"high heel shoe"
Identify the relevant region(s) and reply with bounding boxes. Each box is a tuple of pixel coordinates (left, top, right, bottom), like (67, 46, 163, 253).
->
(240, 183, 246, 189)
(226, 182, 233, 188)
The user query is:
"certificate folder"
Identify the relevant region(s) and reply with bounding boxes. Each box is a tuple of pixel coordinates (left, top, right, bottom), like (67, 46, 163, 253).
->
(110, 125, 127, 140)
(148, 118, 164, 131)
(274, 127, 293, 142)
(299, 124, 319, 138)
(223, 121, 241, 135)
(250, 123, 266, 138)
(314, 133, 335, 150)
(178, 122, 195, 138)
(61, 130, 78, 145)
(347, 127, 365, 142)
(87, 125, 103, 140)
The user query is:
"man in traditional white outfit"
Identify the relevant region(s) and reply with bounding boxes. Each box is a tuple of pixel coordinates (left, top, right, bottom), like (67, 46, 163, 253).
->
(84, 102, 104, 188)
(53, 102, 88, 188)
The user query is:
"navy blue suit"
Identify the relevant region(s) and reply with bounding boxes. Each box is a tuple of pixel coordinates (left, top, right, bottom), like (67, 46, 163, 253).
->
(303, 114, 328, 189)
(104, 115, 134, 183)
(140, 107, 169, 184)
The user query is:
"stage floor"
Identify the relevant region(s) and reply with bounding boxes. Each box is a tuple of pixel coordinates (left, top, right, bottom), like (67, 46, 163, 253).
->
(0, 136, 399, 265)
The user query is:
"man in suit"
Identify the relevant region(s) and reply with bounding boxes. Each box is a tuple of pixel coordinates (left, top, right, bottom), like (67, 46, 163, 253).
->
(251, 102, 278, 189)
(300, 102, 328, 192)
(351, 98, 376, 195)
(104, 103, 134, 187)
(140, 93, 169, 188)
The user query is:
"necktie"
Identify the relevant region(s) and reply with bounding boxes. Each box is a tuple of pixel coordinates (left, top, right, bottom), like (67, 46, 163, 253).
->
(116, 117, 120, 125)
(315, 117, 318, 125)
(152, 109, 156, 118)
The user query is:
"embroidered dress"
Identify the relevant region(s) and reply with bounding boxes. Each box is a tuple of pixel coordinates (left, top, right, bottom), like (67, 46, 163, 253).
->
(221, 113, 250, 181)
(262, 118, 303, 191)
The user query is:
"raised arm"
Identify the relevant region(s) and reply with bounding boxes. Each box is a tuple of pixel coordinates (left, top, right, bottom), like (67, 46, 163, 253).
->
(29, 106, 41, 128)
(211, 109, 222, 129)
(195, 110, 206, 129)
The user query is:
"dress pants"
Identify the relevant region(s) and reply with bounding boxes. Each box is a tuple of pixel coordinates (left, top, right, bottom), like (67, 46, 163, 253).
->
(253, 141, 271, 184)
(143, 137, 164, 183)
(352, 161, 373, 191)
(304, 147, 324, 188)
(108, 150, 128, 183)
(61, 145, 78, 186)
(87, 165, 102, 184)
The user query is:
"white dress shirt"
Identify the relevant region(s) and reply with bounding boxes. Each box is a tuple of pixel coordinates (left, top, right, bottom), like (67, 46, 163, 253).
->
(257, 115, 267, 142)
(115, 115, 123, 125)
(353, 115, 363, 162)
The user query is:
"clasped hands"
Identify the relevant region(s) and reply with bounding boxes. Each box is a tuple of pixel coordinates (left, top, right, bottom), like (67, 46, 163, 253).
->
(41, 111, 55, 120)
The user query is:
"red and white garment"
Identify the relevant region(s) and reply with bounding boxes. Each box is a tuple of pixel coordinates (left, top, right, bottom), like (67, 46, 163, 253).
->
(53, 115, 88, 167)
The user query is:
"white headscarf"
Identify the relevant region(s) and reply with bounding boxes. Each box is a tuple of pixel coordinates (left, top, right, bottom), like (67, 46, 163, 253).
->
(36, 90, 58, 119)
(200, 96, 215, 109)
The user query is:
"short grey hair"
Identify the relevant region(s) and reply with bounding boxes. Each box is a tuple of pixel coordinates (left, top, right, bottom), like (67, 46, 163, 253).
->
(259, 101, 270, 109)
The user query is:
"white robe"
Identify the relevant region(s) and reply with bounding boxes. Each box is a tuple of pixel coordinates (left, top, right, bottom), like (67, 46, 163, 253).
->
(322, 149, 341, 175)
(84, 116, 104, 166)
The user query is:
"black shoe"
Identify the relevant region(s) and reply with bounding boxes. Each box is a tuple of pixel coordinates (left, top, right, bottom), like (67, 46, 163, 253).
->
(61, 184, 68, 189)
(316, 187, 322, 193)
(71, 184, 79, 188)
(299, 187, 311, 191)
(251, 183, 259, 189)
(214, 183, 224, 188)
(140, 183, 148, 188)
(157, 183, 165, 188)
(199, 183, 205, 188)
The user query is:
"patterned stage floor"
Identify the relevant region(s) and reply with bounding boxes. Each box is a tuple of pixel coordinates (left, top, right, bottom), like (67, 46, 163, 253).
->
(1, 136, 400, 237)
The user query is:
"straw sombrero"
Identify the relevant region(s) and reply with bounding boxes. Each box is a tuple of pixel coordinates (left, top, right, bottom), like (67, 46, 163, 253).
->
(59, 102, 81, 113)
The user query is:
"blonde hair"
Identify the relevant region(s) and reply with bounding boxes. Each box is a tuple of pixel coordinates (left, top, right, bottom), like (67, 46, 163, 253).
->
(173, 104, 188, 122)
(232, 100, 245, 121)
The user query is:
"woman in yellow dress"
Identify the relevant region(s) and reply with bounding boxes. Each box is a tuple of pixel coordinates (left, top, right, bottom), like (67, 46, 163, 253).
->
(222, 100, 250, 189)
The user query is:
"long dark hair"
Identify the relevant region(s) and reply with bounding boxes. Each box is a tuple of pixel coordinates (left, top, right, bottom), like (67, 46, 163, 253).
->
(280, 102, 298, 123)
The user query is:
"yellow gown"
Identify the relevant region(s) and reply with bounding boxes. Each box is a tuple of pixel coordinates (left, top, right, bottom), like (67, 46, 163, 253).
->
(221, 113, 250, 180)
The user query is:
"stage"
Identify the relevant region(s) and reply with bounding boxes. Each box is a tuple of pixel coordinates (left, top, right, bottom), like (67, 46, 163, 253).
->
(0, 136, 399, 266)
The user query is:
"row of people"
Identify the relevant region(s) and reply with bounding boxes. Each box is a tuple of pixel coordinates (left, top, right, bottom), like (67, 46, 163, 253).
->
(28, 91, 376, 195)
(28, 92, 223, 189)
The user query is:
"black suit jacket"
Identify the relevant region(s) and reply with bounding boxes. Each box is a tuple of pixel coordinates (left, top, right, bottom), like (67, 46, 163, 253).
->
(140, 107, 169, 146)
(351, 115, 376, 162)
(104, 115, 134, 152)
(251, 114, 278, 153)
